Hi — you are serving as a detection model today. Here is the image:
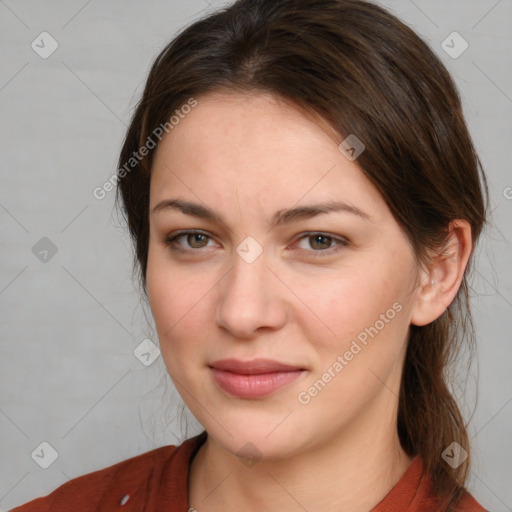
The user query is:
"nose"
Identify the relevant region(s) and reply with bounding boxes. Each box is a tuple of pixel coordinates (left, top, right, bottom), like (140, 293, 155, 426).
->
(215, 248, 288, 338)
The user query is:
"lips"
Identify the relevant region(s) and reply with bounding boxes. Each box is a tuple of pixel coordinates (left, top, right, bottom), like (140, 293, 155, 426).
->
(209, 358, 304, 374)
(208, 358, 306, 398)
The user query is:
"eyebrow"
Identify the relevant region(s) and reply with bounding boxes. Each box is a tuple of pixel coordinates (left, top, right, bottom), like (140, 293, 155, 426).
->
(151, 198, 372, 226)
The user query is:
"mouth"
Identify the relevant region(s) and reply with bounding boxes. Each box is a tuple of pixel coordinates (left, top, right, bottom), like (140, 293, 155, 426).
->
(208, 358, 306, 399)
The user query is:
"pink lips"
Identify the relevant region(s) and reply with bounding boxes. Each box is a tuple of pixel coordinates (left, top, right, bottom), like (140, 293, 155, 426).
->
(209, 358, 306, 398)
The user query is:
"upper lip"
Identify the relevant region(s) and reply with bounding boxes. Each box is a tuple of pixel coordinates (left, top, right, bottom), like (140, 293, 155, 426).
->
(209, 358, 304, 375)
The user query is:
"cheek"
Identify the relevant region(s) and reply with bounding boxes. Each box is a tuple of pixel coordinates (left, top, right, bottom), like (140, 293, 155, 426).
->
(146, 249, 214, 370)
(299, 264, 403, 336)
(294, 256, 414, 379)
(296, 270, 410, 411)
(146, 242, 194, 329)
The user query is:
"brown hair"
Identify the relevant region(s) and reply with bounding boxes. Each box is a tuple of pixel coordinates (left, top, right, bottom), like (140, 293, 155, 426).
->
(115, 0, 489, 506)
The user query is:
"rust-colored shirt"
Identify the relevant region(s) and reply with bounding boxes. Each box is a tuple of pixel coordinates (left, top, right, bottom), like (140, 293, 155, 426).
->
(11, 431, 486, 511)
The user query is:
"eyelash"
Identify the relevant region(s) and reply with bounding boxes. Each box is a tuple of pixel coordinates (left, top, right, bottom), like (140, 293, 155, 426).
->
(163, 230, 349, 257)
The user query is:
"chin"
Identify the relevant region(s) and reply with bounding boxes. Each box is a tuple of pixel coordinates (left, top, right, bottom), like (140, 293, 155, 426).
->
(200, 411, 316, 463)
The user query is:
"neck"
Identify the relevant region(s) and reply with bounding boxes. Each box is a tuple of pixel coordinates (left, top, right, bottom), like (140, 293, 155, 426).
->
(189, 392, 414, 512)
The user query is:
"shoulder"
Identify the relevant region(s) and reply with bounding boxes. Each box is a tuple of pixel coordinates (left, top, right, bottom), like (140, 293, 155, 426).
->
(373, 454, 488, 512)
(9, 444, 179, 512)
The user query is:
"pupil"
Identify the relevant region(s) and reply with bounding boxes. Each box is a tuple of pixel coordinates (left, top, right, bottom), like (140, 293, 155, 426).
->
(190, 234, 205, 247)
(313, 235, 329, 249)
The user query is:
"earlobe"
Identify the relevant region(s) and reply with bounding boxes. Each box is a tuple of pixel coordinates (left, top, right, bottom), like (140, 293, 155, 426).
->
(410, 220, 473, 327)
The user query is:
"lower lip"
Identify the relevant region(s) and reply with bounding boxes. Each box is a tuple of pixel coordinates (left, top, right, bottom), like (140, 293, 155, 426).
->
(210, 368, 305, 398)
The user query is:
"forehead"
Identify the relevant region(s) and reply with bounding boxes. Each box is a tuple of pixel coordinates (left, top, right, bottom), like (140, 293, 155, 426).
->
(149, 91, 387, 221)
(154, 91, 339, 163)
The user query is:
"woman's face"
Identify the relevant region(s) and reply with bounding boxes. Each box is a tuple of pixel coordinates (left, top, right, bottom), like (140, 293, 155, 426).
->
(147, 92, 424, 459)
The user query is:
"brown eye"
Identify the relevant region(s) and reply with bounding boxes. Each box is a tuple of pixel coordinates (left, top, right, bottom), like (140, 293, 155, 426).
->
(293, 232, 349, 257)
(164, 231, 215, 251)
(309, 234, 334, 250)
(186, 233, 209, 248)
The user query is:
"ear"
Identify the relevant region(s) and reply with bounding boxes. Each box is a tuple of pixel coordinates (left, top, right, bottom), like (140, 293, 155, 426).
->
(410, 220, 473, 327)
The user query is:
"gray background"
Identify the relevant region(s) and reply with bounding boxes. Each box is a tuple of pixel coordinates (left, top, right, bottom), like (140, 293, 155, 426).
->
(1, 0, 511, 510)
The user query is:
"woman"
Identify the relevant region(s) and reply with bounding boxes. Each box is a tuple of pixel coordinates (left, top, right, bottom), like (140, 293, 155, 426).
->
(12, 0, 490, 510)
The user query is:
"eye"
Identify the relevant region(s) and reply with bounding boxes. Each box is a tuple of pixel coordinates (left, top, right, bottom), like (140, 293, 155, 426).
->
(163, 230, 349, 256)
(164, 230, 217, 251)
(292, 232, 349, 256)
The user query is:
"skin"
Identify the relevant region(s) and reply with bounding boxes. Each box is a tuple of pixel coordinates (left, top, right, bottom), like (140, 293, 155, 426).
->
(146, 91, 472, 512)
